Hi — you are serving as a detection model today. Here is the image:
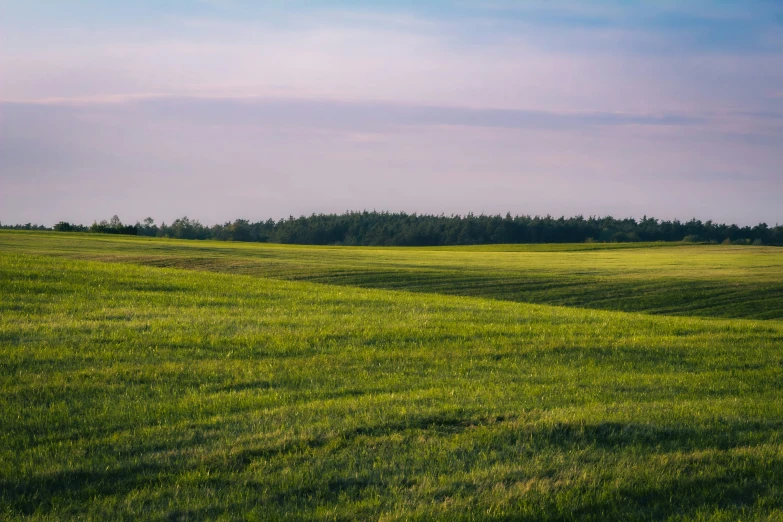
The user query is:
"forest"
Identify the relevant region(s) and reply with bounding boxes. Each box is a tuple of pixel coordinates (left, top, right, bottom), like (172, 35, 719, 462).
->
(4, 212, 782, 245)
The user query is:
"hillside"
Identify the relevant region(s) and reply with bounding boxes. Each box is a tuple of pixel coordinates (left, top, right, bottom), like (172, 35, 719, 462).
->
(1, 231, 782, 519)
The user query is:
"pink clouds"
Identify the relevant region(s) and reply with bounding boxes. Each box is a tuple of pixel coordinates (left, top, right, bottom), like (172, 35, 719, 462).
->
(0, 2, 781, 226)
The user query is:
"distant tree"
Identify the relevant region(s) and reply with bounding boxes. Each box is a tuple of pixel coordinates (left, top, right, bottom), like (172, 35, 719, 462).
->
(109, 215, 123, 229)
(137, 217, 158, 237)
(15, 212, 783, 246)
(54, 221, 73, 232)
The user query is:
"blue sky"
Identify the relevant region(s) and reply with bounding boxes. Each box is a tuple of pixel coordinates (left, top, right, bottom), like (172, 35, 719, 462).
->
(1, 1, 781, 226)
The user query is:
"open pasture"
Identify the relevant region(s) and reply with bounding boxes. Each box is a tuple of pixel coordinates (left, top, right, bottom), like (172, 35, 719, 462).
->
(1, 231, 783, 520)
(3, 231, 783, 319)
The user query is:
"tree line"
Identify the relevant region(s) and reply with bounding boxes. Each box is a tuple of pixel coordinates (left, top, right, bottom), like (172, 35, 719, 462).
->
(3, 212, 781, 245)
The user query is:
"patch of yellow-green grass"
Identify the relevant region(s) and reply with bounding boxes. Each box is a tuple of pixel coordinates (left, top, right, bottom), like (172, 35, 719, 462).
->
(2, 230, 782, 319)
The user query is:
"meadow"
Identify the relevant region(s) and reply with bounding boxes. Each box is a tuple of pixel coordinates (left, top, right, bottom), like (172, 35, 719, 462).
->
(1, 230, 782, 520)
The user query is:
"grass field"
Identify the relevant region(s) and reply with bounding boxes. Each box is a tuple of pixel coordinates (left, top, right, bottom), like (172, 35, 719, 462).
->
(2, 230, 783, 520)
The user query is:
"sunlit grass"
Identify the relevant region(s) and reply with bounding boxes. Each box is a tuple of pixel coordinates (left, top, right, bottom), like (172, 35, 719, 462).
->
(1, 231, 782, 519)
(3, 230, 782, 319)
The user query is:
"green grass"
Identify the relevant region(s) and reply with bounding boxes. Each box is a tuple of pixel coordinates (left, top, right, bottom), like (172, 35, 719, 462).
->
(3, 231, 783, 320)
(1, 230, 783, 520)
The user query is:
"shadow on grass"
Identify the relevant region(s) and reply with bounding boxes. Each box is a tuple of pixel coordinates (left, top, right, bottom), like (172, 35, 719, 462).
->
(228, 413, 507, 468)
(565, 459, 782, 521)
(258, 419, 783, 517)
(4, 418, 782, 518)
(0, 462, 169, 516)
(164, 506, 236, 522)
(508, 420, 771, 452)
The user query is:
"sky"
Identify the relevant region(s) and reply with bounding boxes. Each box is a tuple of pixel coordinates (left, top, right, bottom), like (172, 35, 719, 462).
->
(1, 1, 782, 227)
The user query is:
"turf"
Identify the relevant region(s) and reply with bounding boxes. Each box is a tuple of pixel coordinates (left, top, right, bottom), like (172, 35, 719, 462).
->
(1, 230, 782, 520)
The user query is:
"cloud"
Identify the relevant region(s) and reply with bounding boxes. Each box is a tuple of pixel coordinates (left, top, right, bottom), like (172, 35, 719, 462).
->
(1, 95, 780, 228)
(0, 1, 781, 226)
(2, 96, 704, 134)
(2, 2, 780, 114)
(121, 96, 704, 131)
